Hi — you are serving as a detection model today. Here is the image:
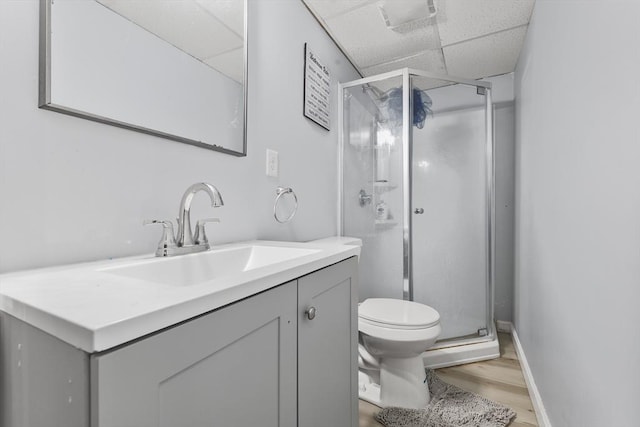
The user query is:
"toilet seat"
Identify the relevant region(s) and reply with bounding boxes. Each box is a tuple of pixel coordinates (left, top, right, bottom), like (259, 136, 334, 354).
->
(359, 317, 441, 342)
(359, 298, 440, 329)
(358, 298, 440, 342)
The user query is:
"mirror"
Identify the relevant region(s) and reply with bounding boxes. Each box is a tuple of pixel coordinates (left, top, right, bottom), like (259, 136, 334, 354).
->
(39, 0, 247, 156)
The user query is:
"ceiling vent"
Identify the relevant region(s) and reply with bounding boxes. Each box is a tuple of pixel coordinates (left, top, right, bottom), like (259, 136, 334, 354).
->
(378, 0, 437, 31)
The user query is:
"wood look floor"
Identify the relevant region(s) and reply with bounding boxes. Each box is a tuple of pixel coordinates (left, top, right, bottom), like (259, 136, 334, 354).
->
(359, 333, 539, 427)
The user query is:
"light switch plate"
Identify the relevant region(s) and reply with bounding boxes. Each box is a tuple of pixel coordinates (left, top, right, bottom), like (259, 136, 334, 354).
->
(266, 149, 279, 177)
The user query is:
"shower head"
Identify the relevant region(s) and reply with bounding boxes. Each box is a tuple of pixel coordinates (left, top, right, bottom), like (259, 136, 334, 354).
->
(362, 84, 385, 100)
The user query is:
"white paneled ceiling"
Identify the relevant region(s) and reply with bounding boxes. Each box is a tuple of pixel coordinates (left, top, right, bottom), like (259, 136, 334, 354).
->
(302, 0, 535, 79)
(362, 49, 446, 76)
(327, 3, 442, 69)
(97, 0, 243, 82)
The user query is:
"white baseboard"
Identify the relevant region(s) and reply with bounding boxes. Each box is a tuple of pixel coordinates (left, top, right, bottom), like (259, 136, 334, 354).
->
(510, 324, 552, 427)
(495, 320, 512, 333)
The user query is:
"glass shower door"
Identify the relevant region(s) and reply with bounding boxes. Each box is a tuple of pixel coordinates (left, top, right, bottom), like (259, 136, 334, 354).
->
(410, 76, 491, 341)
(342, 74, 405, 301)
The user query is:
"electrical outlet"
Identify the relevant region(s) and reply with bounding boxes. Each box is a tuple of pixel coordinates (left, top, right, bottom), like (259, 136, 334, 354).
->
(266, 149, 279, 177)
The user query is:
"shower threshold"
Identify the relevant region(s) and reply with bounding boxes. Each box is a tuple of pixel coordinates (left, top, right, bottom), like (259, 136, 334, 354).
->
(422, 329, 500, 369)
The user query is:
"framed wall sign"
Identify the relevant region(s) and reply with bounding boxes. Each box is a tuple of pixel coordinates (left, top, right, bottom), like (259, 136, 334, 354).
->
(303, 43, 331, 130)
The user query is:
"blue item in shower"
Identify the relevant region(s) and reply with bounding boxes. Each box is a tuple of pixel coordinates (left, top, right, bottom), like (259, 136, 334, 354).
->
(412, 88, 432, 129)
(379, 87, 433, 129)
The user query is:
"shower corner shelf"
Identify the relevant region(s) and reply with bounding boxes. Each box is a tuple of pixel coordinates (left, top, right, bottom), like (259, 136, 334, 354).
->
(374, 219, 398, 227)
(372, 181, 397, 192)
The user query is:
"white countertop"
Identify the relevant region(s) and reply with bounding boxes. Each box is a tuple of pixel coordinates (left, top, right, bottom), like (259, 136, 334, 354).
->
(0, 238, 361, 353)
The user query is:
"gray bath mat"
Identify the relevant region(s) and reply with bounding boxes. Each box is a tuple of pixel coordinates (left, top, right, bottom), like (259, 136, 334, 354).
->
(375, 370, 516, 427)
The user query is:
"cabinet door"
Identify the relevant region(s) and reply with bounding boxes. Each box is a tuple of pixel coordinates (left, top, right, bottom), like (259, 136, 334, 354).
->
(91, 281, 297, 427)
(298, 257, 358, 427)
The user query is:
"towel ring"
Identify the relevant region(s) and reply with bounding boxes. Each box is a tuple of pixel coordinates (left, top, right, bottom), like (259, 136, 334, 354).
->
(274, 187, 298, 223)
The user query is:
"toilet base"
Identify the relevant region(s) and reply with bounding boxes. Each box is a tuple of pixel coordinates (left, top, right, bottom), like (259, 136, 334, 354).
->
(358, 355, 430, 409)
(358, 371, 383, 407)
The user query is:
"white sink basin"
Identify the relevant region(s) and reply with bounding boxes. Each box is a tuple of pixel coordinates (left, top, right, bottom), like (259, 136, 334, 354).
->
(0, 238, 361, 352)
(101, 244, 321, 287)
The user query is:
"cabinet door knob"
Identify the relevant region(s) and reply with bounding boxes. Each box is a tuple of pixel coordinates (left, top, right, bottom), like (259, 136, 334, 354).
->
(305, 306, 317, 320)
(414, 208, 424, 214)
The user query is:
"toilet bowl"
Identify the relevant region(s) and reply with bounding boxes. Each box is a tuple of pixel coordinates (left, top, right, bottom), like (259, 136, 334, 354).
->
(358, 298, 441, 409)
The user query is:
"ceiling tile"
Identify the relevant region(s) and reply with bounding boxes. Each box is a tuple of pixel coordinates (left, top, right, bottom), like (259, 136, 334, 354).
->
(204, 47, 244, 83)
(443, 26, 528, 79)
(195, 0, 244, 36)
(326, 2, 441, 69)
(437, 0, 534, 46)
(361, 49, 446, 77)
(304, 0, 375, 20)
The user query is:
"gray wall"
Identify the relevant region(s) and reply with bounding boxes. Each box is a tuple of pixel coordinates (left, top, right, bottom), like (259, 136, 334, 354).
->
(494, 103, 515, 323)
(0, 0, 359, 273)
(514, 1, 640, 425)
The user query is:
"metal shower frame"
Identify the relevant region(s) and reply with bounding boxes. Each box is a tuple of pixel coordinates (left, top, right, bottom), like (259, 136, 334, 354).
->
(338, 68, 496, 346)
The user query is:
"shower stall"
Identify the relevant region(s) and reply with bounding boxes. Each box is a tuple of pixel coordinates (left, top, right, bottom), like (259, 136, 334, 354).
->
(339, 69, 498, 367)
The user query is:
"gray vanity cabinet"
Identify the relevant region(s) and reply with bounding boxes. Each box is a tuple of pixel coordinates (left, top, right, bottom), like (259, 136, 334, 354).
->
(0, 256, 358, 427)
(90, 281, 298, 427)
(298, 257, 358, 427)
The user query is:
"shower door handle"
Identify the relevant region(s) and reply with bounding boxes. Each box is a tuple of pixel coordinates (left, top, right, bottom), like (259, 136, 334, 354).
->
(358, 189, 372, 207)
(414, 208, 424, 214)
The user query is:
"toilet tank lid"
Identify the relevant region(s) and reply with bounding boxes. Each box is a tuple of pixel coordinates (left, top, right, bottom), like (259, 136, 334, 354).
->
(359, 298, 440, 328)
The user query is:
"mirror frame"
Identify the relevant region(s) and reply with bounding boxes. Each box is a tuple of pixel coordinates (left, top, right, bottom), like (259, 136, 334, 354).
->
(38, 0, 248, 157)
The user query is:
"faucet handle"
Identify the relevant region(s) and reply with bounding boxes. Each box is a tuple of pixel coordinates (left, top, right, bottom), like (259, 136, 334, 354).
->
(194, 218, 220, 246)
(143, 220, 177, 256)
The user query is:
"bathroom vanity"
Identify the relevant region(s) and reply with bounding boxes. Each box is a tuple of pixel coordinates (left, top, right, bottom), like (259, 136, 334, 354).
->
(0, 239, 360, 427)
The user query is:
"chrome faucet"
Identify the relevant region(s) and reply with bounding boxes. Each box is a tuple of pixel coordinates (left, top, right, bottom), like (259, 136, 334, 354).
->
(145, 182, 224, 257)
(176, 182, 224, 247)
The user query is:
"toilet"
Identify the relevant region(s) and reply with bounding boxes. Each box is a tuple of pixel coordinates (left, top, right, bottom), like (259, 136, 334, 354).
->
(358, 298, 441, 409)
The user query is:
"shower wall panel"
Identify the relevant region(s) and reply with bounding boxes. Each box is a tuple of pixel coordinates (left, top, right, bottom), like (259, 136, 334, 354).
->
(342, 79, 405, 301)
